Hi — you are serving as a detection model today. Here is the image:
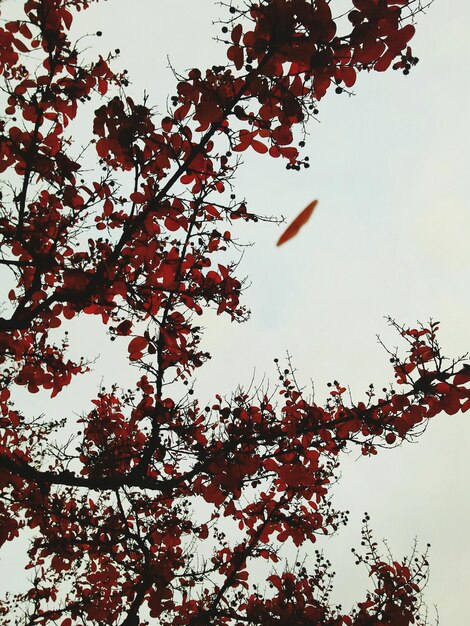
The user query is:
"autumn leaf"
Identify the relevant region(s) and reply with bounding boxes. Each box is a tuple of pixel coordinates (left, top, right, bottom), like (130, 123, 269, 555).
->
(276, 200, 318, 246)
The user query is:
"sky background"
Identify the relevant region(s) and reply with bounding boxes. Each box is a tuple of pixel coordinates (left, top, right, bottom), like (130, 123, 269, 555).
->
(1, 0, 469, 623)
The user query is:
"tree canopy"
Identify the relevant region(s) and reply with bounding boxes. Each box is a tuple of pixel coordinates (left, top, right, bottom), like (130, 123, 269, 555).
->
(0, 1, 468, 624)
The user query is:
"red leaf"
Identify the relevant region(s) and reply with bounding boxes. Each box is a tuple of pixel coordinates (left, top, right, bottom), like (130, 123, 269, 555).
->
(116, 320, 133, 336)
(165, 215, 181, 231)
(128, 336, 148, 359)
(161, 116, 173, 132)
(130, 191, 146, 203)
(454, 369, 470, 386)
(227, 45, 244, 70)
(277, 200, 318, 246)
(203, 483, 225, 506)
(272, 125, 293, 146)
(461, 398, 470, 413)
(231, 23, 243, 45)
(251, 139, 268, 154)
(387, 24, 416, 52)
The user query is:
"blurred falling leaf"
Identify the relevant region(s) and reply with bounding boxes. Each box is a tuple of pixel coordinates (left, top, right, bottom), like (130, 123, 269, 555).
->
(276, 199, 318, 246)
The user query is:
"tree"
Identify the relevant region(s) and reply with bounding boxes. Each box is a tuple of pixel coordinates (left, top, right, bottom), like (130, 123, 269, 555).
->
(0, 0, 468, 624)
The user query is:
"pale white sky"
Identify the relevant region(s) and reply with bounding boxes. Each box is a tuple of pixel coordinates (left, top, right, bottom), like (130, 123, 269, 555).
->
(1, 1, 469, 623)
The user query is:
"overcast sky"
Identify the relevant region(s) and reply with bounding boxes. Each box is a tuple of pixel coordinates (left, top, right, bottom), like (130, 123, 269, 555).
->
(1, 1, 469, 623)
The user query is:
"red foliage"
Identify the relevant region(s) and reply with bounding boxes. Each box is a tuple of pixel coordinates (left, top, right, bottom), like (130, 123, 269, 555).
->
(0, 1, 466, 625)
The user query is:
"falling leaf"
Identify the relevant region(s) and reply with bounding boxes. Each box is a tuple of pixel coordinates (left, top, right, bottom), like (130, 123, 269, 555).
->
(276, 199, 318, 246)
